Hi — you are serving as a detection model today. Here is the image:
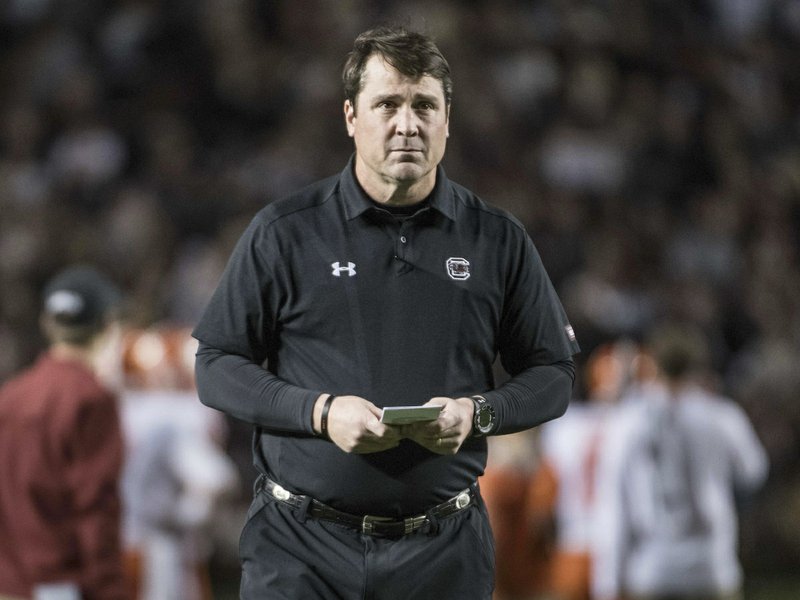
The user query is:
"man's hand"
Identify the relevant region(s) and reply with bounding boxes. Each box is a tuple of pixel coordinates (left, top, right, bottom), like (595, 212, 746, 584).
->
(400, 397, 475, 455)
(313, 394, 403, 454)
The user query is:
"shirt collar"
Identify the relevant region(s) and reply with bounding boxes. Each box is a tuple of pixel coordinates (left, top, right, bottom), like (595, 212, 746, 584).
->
(339, 155, 456, 222)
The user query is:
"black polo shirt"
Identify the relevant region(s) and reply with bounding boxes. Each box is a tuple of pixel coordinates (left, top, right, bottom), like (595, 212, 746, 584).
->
(193, 158, 579, 515)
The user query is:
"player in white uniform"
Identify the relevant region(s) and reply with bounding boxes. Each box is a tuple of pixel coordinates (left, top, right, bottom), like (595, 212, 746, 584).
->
(539, 340, 653, 600)
(591, 324, 768, 600)
(120, 326, 239, 600)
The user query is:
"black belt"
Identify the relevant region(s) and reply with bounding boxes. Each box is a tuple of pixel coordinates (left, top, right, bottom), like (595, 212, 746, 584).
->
(258, 475, 475, 536)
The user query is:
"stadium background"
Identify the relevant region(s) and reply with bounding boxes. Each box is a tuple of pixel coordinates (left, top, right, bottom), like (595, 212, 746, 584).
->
(0, 1, 798, 597)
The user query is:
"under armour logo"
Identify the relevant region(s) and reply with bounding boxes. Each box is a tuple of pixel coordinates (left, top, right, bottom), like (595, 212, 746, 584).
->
(331, 261, 356, 277)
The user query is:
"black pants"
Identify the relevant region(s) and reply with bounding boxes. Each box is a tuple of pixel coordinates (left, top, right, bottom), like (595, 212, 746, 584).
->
(238, 489, 496, 599)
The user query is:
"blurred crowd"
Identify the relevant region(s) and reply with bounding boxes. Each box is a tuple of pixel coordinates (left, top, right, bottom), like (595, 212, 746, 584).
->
(1, 0, 799, 591)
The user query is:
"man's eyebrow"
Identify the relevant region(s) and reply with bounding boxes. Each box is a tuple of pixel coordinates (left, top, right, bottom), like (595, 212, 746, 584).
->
(370, 92, 441, 105)
(371, 93, 402, 104)
(414, 93, 441, 105)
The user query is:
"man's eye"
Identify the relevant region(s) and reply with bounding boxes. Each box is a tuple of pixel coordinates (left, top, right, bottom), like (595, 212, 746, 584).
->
(417, 103, 434, 111)
(378, 101, 395, 110)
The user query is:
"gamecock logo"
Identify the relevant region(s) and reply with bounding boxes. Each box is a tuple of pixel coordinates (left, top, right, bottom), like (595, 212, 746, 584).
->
(446, 257, 470, 280)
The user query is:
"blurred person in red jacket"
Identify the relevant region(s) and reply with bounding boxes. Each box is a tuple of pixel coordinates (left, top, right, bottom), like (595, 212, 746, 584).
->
(0, 266, 131, 600)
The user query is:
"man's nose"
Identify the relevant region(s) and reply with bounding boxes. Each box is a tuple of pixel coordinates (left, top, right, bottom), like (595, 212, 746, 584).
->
(395, 107, 419, 136)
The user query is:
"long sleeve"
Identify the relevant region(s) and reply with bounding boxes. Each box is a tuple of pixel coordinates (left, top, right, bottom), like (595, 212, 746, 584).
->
(194, 343, 320, 433)
(482, 228, 578, 434)
(725, 403, 769, 494)
(590, 412, 631, 600)
(483, 359, 574, 435)
(192, 214, 322, 433)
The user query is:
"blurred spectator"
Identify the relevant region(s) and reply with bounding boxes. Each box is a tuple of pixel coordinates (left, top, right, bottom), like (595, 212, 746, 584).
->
(119, 324, 239, 600)
(481, 429, 556, 600)
(481, 340, 656, 600)
(537, 340, 655, 600)
(592, 322, 769, 600)
(0, 265, 131, 599)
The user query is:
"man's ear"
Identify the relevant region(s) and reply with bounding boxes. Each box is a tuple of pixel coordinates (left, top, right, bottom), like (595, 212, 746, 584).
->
(446, 103, 451, 138)
(344, 99, 356, 137)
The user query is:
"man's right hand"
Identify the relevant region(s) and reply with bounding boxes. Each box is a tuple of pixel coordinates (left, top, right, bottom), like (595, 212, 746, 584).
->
(313, 394, 403, 453)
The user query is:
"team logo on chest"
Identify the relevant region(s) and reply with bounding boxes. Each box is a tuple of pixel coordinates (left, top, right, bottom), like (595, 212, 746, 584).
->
(331, 261, 357, 277)
(446, 257, 471, 280)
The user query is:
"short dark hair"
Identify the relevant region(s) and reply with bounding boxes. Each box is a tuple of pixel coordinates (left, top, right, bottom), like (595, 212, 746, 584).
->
(647, 322, 710, 380)
(40, 314, 107, 347)
(342, 26, 452, 111)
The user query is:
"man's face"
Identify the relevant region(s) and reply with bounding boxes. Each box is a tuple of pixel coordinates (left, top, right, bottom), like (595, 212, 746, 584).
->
(345, 55, 450, 200)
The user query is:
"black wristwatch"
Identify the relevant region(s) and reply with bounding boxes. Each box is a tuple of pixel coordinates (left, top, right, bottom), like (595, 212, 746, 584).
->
(470, 395, 495, 437)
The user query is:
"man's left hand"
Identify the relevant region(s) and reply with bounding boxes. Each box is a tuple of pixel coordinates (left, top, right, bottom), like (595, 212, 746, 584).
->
(400, 397, 475, 455)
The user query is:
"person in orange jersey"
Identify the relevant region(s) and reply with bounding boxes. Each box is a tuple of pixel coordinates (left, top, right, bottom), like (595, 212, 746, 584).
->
(481, 430, 558, 600)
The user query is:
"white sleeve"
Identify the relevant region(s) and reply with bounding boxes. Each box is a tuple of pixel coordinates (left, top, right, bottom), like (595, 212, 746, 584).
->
(169, 410, 240, 528)
(590, 414, 631, 600)
(723, 402, 769, 492)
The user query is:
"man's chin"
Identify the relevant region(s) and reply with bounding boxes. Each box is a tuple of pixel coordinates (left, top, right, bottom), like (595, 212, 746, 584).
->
(387, 163, 428, 183)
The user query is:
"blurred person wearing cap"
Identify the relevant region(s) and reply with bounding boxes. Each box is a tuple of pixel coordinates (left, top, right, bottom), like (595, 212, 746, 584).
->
(0, 266, 132, 600)
(591, 323, 769, 600)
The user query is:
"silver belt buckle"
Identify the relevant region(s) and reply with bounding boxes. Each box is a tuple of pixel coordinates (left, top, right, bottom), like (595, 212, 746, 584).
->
(404, 515, 428, 534)
(361, 514, 392, 534)
(455, 490, 471, 510)
(271, 482, 292, 502)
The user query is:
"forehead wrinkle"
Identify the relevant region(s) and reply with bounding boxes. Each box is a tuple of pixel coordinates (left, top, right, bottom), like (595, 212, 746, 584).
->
(360, 55, 443, 99)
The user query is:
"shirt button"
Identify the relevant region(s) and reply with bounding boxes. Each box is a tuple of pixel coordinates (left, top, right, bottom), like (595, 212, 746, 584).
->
(400, 236, 407, 244)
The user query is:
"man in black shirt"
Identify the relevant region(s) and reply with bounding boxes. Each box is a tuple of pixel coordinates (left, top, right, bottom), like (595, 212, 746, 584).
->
(194, 25, 579, 599)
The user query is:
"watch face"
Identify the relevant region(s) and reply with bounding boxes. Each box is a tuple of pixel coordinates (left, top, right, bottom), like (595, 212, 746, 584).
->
(471, 396, 494, 435)
(475, 403, 495, 434)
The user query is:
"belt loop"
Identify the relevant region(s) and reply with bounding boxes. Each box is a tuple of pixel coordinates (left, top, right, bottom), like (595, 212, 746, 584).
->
(471, 481, 484, 509)
(296, 495, 312, 523)
(423, 509, 440, 537)
(253, 474, 266, 497)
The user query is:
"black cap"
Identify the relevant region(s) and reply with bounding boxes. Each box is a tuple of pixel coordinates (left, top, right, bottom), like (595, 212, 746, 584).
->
(42, 266, 122, 327)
